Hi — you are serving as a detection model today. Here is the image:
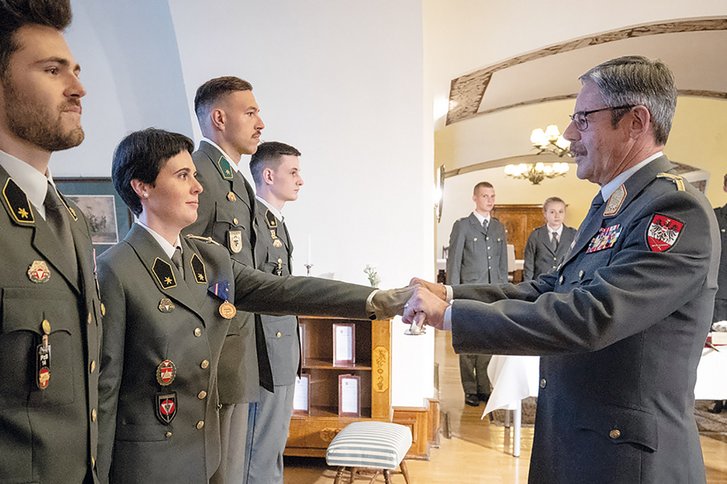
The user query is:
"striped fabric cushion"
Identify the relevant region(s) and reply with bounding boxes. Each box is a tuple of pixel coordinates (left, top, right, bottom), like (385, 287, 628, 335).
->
(326, 421, 412, 470)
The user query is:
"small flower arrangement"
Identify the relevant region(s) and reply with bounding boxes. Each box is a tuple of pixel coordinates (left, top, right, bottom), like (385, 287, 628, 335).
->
(363, 265, 380, 287)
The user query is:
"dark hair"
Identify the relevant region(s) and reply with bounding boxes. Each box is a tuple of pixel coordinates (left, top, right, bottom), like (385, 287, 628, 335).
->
(0, 0, 72, 79)
(473, 181, 493, 194)
(194, 76, 253, 121)
(249, 141, 301, 186)
(112, 128, 194, 216)
(543, 196, 566, 211)
(581, 56, 677, 145)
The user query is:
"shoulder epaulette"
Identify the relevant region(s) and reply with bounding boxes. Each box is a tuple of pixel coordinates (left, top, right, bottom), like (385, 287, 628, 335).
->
(185, 234, 222, 246)
(656, 172, 686, 191)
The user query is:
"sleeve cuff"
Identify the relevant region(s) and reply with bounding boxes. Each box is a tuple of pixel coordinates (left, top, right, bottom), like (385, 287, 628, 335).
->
(443, 305, 453, 331)
(445, 285, 453, 302)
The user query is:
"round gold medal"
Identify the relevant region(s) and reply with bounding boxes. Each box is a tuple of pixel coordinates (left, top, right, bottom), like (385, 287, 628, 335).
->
(218, 300, 237, 319)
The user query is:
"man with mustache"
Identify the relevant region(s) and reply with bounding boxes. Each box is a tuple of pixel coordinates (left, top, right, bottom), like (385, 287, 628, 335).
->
(403, 56, 720, 483)
(0, 0, 103, 482)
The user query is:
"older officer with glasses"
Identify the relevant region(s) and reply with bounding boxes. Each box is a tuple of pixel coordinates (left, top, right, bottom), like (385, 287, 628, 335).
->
(402, 56, 720, 483)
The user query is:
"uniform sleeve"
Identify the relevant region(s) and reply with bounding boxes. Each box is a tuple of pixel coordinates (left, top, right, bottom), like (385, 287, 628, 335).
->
(446, 220, 464, 284)
(450, 190, 714, 356)
(523, 231, 537, 281)
(96, 259, 128, 483)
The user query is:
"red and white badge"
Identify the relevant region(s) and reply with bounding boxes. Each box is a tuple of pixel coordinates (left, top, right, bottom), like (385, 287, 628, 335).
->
(646, 213, 684, 252)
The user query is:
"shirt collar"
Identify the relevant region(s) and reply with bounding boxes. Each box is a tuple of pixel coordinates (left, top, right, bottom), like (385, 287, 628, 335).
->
(546, 224, 563, 236)
(0, 149, 54, 218)
(201, 138, 239, 172)
(472, 211, 490, 225)
(601, 151, 663, 201)
(255, 196, 284, 221)
(136, 220, 181, 259)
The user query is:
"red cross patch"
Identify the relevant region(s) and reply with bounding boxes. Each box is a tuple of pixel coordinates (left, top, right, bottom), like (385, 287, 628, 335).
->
(646, 213, 684, 252)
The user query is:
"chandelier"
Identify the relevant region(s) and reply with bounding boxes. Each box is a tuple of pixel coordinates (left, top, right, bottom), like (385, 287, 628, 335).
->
(504, 162, 570, 185)
(504, 125, 571, 184)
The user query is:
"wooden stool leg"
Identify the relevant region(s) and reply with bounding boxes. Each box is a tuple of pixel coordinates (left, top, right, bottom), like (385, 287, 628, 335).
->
(383, 469, 392, 484)
(349, 467, 357, 484)
(334, 466, 346, 484)
(399, 460, 411, 484)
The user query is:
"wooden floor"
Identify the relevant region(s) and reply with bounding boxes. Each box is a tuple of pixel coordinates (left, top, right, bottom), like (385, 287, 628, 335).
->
(284, 331, 727, 483)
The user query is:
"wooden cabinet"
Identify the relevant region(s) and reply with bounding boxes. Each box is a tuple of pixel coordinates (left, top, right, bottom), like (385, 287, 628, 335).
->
(284, 317, 392, 457)
(492, 204, 544, 259)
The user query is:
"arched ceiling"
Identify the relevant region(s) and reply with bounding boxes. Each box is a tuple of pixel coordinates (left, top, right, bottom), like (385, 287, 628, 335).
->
(446, 17, 727, 125)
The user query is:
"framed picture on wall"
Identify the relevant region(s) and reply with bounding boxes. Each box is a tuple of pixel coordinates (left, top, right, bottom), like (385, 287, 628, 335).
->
(54, 177, 132, 255)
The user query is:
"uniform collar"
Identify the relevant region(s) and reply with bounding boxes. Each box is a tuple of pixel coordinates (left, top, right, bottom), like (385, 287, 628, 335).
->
(0, 149, 55, 218)
(472, 211, 490, 225)
(256, 195, 284, 222)
(200, 138, 257, 194)
(600, 151, 663, 201)
(136, 220, 181, 259)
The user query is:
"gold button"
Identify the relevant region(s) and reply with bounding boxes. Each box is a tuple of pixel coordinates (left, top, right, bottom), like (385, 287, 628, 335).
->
(91, 456, 95, 467)
(91, 408, 97, 422)
(165, 431, 173, 439)
(200, 359, 210, 369)
(196, 420, 205, 430)
(194, 328, 202, 337)
(101, 303, 106, 316)
(276, 331, 282, 338)
(539, 378, 547, 389)
(42, 319, 51, 335)
(90, 360, 96, 373)
(233, 217, 239, 225)
(609, 429, 621, 439)
(198, 390, 208, 400)
(87, 312, 93, 324)
(227, 192, 236, 202)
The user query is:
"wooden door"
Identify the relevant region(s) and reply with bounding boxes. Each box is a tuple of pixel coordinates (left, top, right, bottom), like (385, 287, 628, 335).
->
(491, 204, 544, 259)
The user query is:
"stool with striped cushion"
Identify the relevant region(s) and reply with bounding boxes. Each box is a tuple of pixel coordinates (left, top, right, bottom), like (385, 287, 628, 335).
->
(326, 421, 412, 484)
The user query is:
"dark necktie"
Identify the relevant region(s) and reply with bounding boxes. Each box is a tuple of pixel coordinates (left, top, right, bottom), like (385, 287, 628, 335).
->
(551, 231, 559, 250)
(482, 218, 489, 232)
(172, 246, 184, 279)
(44, 182, 78, 276)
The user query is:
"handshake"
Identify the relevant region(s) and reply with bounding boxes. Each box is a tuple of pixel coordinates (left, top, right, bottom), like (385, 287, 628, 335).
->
(368, 278, 451, 331)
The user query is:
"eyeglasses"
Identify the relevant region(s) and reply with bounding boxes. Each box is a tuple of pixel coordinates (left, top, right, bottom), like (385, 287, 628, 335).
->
(568, 105, 636, 131)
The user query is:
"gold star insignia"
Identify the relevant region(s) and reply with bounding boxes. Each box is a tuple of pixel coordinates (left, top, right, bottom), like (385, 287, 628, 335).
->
(197, 273, 204, 281)
(165, 277, 173, 284)
(18, 208, 29, 219)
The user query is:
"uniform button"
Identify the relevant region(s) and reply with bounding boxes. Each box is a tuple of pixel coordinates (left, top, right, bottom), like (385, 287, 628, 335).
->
(559, 275, 564, 284)
(485, 237, 490, 241)
(87, 312, 93, 324)
(194, 327, 203, 337)
(539, 378, 547, 389)
(487, 266, 492, 270)
(198, 390, 208, 400)
(275, 331, 282, 338)
(227, 192, 236, 202)
(91, 408, 97, 422)
(578, 270, 585, 279)
(233, 217, 239, 225)
(90, 360, 96, 373)
(91, 456, 96, 467)
(609, 429, 621, 439)
(165, 431, 173, 439)
(487, 256, 492, 260)
(101, 303, 106, 317)
(200, 359, 210, 369)
(487, 246, 491, 250)
(196, 420, 205, 430)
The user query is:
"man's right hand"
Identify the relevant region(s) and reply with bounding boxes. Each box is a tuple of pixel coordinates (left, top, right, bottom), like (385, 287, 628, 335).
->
(409, 277, 447, 301)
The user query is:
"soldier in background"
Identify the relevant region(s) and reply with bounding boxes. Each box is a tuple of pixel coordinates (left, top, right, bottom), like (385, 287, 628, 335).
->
(523, 197, 577, 281)
(245, 141, 304, 483)
(0, 1, 102, 481)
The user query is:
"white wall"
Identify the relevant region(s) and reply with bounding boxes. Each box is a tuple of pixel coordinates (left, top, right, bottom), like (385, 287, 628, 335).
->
(166, 0, 435, 407)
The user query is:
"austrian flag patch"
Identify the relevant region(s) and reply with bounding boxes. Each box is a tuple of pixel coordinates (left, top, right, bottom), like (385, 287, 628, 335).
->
(646, 213, 684, 252)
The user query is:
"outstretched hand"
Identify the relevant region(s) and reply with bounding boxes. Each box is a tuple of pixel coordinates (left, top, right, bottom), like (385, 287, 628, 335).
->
(408, 277, 447, 301)
(402, 286, 450, 330)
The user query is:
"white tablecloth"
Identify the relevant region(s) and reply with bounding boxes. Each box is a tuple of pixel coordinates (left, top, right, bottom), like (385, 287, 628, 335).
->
(695, 346, 727, 400)
(482, 355, 540, 415)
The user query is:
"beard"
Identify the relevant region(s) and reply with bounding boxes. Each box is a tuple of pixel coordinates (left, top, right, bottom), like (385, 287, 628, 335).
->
(3, 80, 84, 152)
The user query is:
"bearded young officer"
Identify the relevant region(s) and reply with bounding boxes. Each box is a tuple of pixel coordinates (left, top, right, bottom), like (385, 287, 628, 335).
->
(0, 1, 104, 482)
(96, 128, 410, 483)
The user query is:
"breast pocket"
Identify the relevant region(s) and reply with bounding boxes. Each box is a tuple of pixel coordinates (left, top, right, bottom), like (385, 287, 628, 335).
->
(0, 288, 78, 406)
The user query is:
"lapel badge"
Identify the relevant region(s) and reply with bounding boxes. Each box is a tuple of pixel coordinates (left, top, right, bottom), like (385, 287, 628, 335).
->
(191, 253, 207, 284)
(647, 213, 684, 252)
(156, 392, 178, 425)
(273, 239, 283, 248)
(27, 260, 51, 284)
(228, 230, 243, 254)
(3, 178, 35, 225)
(218, 300, 237, 320)
(156, 359, 177, 386)
(265, 210, 278, 229)
(152, 258, 176, 289)
(275, 258, 283, 276)
(586, 224, 622, 253)
(158, 297, 175, 313)
(217, 156, 234, 180)
(603, 185, 627, 217)
(227, 191, 237, 202)
(208, 280, 231, 300)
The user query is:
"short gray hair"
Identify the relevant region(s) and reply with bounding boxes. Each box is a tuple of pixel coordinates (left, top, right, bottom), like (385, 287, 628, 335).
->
(580, 56, 677, 145)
